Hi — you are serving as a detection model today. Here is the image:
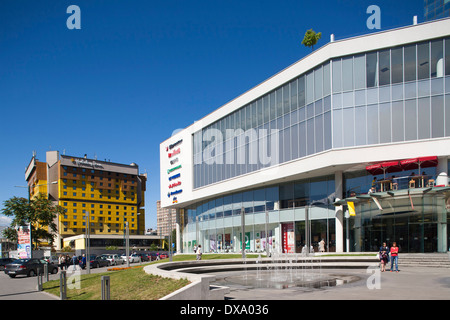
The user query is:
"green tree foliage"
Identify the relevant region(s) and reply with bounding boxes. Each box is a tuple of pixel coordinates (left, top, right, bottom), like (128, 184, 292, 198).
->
(1, 193, 65, 248)
(301, 29, 322, 51)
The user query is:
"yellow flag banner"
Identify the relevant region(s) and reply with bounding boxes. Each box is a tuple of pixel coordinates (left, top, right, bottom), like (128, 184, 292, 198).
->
(348, 201, 356, 216)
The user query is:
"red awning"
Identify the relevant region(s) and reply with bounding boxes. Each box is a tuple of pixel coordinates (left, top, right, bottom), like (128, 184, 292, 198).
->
(400, 156, 438, 171)
(366, 161, 402, 175)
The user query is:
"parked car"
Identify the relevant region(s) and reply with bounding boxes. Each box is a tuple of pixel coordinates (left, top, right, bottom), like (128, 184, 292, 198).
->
(120, 253, 141, 263)
(136, 253, 150, 262)
(0, 258, 15, 271)
(4, 258, 58, 278)
(102, 254, 123, 266)
(44, 256, 59, 265)
(159, 252, 169, 259)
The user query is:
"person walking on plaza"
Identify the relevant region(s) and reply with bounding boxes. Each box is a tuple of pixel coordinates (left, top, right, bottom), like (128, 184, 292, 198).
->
(196, 244, 202, 261)
(72, 254, 78, 271)
(390, 242, 399, 272)
(379, 242, 389, 272)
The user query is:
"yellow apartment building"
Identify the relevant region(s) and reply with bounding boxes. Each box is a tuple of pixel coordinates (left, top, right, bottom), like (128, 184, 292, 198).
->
(25, 151, 147, 250)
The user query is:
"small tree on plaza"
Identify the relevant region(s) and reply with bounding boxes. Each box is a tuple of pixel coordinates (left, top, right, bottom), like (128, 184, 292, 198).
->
(1, 193, 65, 248)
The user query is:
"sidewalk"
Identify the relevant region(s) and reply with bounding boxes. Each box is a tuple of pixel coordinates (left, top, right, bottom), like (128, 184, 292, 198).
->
(219, 266, 450, 300)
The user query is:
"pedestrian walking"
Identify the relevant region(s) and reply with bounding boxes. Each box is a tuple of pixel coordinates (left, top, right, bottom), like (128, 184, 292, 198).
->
(196, 244, 202, 260)
(390, 241, 399, 272)
(378, 242, 389, 272)
(72, 254, 78, 271)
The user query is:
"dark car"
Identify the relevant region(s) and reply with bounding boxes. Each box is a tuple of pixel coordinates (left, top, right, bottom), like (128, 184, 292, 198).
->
(0, 258, 15, 271)
(82, 255, 110, 269)
(136, 253, 150, 262)
(4, 258, 59, 278)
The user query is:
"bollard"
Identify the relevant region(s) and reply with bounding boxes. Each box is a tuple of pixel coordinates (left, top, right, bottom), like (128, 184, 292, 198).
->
(101, 276, 110, 300)
(60, 270, 67, 300)
(37, 269, 43, 291)
(44, 264, 49, 282)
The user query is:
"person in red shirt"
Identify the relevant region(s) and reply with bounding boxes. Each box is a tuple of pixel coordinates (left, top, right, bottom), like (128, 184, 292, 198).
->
(390, 242, 399, 272)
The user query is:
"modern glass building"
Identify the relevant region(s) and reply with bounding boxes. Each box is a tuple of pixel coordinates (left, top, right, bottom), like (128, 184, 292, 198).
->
(160, 18, 450, 254)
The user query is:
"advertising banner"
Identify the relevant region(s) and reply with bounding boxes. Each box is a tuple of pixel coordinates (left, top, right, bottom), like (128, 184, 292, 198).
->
(17, 225, 32, 259)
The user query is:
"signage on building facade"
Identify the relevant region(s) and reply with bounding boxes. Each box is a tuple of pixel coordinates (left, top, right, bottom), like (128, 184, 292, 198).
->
(71, 158, 104, 169)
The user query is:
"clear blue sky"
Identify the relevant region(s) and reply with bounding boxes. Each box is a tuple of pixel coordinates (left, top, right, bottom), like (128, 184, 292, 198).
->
(0, 0, 424, 229)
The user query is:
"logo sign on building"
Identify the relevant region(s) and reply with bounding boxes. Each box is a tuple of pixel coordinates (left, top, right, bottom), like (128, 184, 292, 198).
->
(17, 225, 32, 259)
(166, 139, 183, 203)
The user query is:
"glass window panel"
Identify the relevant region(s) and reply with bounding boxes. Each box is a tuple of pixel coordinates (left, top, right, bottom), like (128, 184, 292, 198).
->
(279, 183, 293, 209)
(291, 124, 299, 160)
(257, 99, 263, 126)
(253, 189, 265, 213)
(276, 88, 283, 117)
(290, 79, 298, 111)
(391, 47, 403, 84)
(270, 92, 276, 120)
(315, 99, 323, 115)
(392, 101, 404, 142)
(405, 99, 417, 141)
(315, 114, 324, 153)
(354, 54, 365, 89)
(252, 102, 257, 128)
(366, 52, 378, 87)
(431, 95, 444, 138)
(298, 105, 306, 122)
(263, 96, 270, 123)
(418, 79, 430, 97)
(379, 86, 391, 103)
(324, 95, 331, 112)
(307, 118, 315, 155)
(323, 62, 331, 96)
(343, 91, 353, 107)
(314, 66, 323, 100)
(294, 181, 309, 207)
(265, 186, 278, 211)
(332, 93, 342, 109)
(332, 59, 342, 93)
(283, 127, 291, 162)
(446, 94, 450, 136)
(343, 107, 354, 147)
(299, 121, 307, 157)
(446, 38, 450, 76)
(306, 71, 314, 104)
(342, 57, 353, 91)
(404, 44, 416, 82)
(392, 83, 403, 101)
(283, 84, 290, 115)
(333, 109, 343, 148)
(431, 77, 443, 95)
(298, 75, 305, 107)
(307, 103, 314, 119)
(431, 39, 444, 78)
(405, 81, 417, 99)
(324, 111, 332, 150)
(379, 49, 390, 86)
(418, 97, 430, 139)
(418, 42, 430, 80)
(367, 87, 378, 104)
(379, 102, 391, 144)
(355, 89, 366, 106)
(367, 104, 379, 145)
(355, 105, 366, 146)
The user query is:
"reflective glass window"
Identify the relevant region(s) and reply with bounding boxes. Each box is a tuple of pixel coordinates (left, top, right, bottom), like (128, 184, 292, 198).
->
(379, 49, 390, 86)
(355, 105, 366, 146)
(353, 54, 365, 89)
(418, 97, 430, 139)
(367, 104, 379, 145)
(431, 95, 444, 138)
(446, 38, 450, 76)
(366, 52, 378, 87)
(431, 39, 444, 78)
(418, 42, 430, 80)
(391, 47, 403, 84)
(392, 101, 404, 142)
(379, 102, 391, 143)
(314, 66, 323, 100)
(342, 57, 353, 91)
(332, 59, 342, 93)
(404, 44, 416, 82)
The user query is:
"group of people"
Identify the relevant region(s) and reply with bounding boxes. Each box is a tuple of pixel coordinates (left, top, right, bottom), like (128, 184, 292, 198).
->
(57, 253, 87, 271)
(378, 242, 399, 272)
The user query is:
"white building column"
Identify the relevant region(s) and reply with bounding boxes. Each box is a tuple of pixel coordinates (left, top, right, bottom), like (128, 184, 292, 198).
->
(436, 156, 448, 187)
(335, 171, 344, 253)
(175, 209, 181, 254)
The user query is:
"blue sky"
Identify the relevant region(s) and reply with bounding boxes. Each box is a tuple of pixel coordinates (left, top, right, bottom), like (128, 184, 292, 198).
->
(0, 0, 425, 229)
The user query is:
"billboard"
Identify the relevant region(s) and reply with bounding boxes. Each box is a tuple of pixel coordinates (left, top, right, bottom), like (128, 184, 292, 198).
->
(17, 225, 32, 259)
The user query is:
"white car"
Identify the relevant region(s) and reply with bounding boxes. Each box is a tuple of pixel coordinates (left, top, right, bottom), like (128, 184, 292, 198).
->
(120, 253, 141, 263)
(102, 254, 123, 266)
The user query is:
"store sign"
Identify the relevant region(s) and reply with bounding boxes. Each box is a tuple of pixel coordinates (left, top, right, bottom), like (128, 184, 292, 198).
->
(282, 223, 295, 253)
(166, 139, 184, 202)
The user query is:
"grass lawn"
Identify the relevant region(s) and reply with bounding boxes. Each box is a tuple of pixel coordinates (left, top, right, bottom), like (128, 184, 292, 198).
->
(42, 253, 258, 300)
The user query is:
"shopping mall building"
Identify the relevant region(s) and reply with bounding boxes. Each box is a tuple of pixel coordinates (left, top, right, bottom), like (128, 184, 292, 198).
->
(160, 18, 450, 254)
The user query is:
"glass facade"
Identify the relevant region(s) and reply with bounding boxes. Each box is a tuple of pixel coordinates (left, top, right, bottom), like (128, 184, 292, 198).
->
(181, 34, 450, 254)
(194, 37, 450, 189)
(424, 0, 450, 21)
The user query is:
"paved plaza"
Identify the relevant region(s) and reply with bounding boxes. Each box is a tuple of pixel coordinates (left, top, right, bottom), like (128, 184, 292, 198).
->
(211, 266, 450, 300)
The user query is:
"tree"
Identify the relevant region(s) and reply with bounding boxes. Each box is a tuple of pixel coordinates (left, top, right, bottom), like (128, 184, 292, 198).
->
(1, 193, 65, 248)
(301, 29, 322, 51)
